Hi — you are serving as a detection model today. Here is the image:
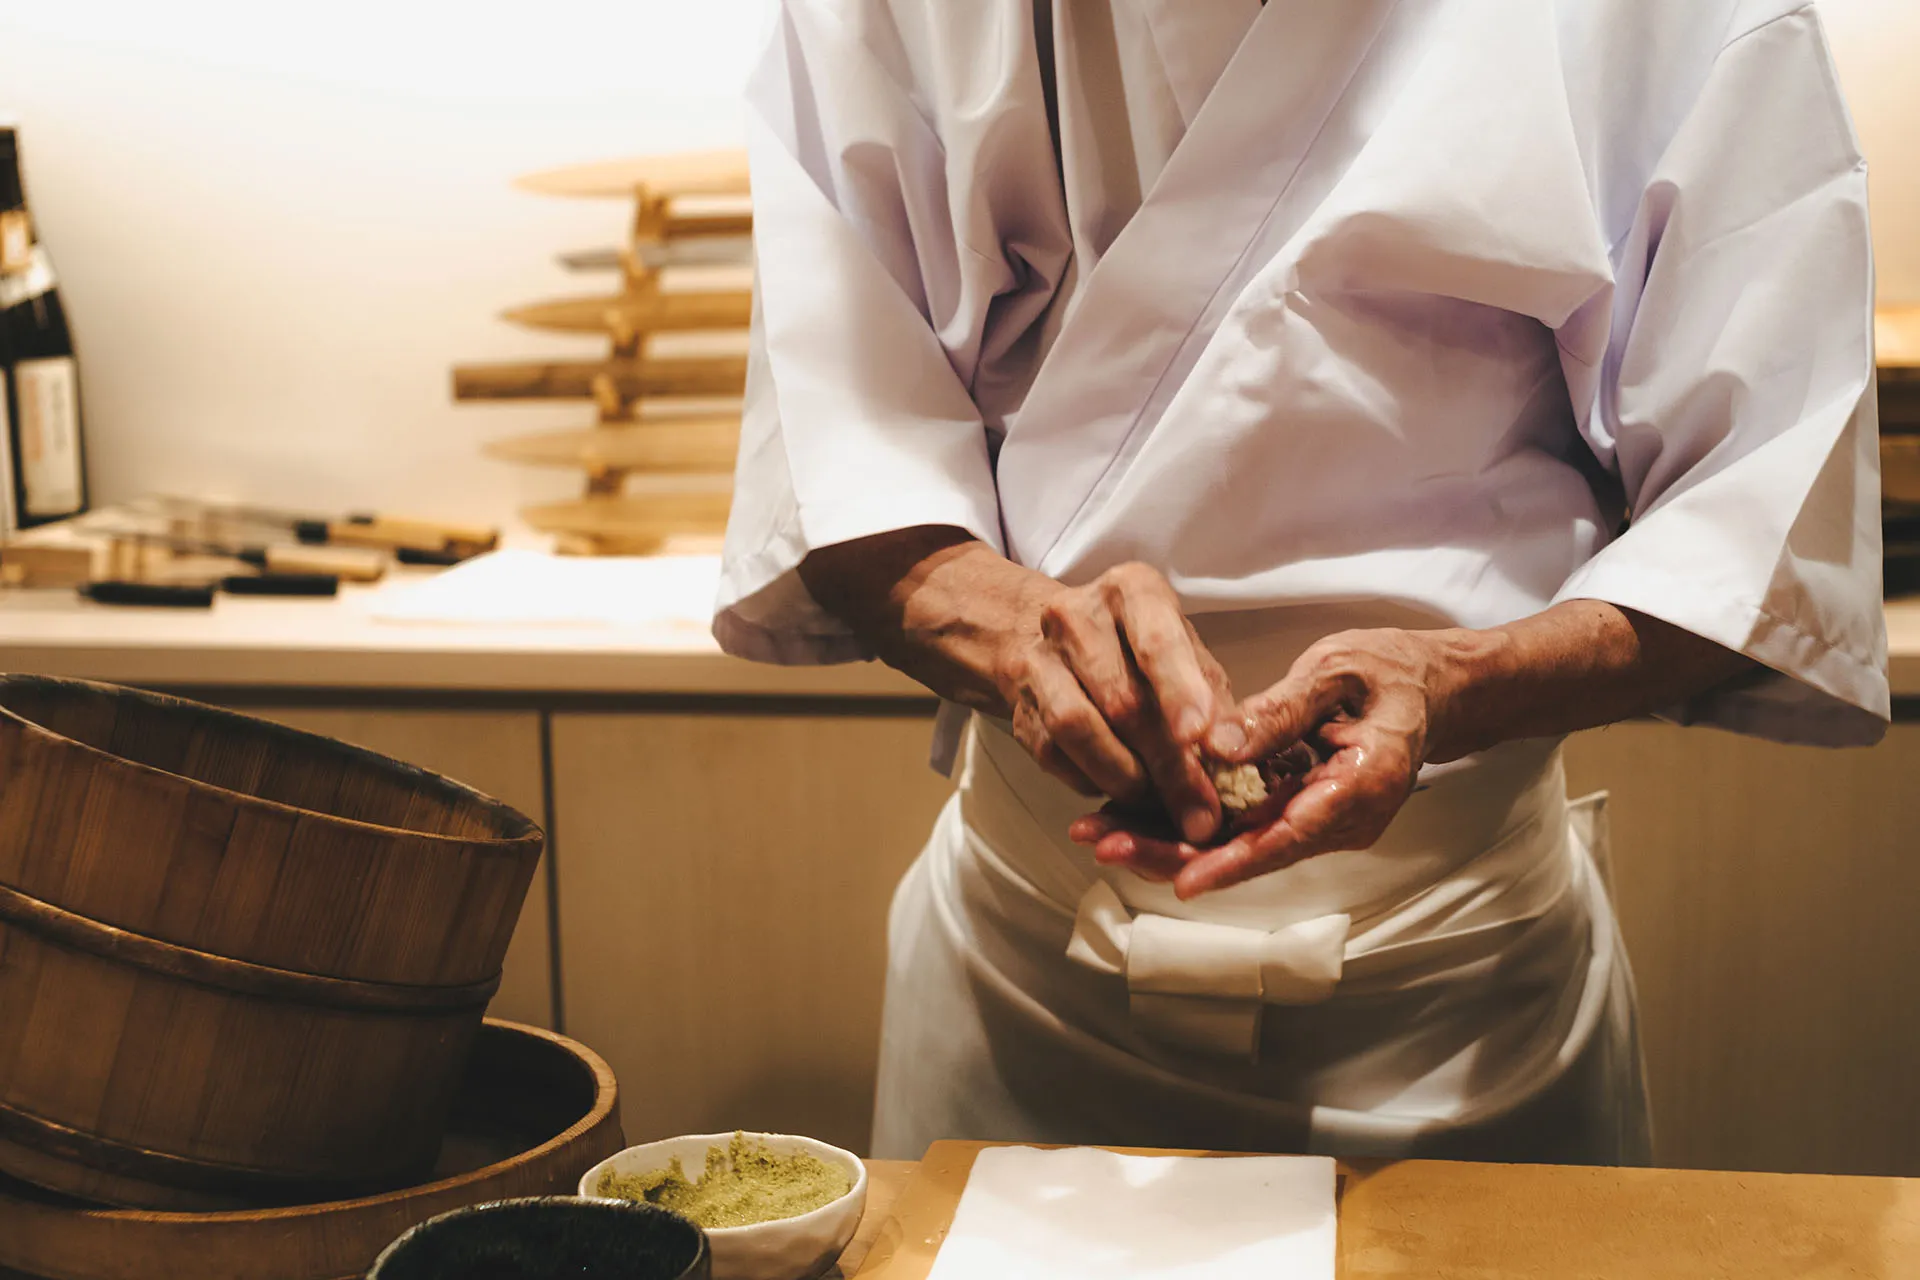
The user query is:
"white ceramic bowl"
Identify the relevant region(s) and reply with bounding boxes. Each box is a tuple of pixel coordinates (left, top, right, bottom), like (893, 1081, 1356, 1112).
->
(579, 1132, 868, 1280)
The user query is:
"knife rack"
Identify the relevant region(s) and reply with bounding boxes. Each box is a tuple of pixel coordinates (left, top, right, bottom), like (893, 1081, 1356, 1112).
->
(453, 149, 751, 555)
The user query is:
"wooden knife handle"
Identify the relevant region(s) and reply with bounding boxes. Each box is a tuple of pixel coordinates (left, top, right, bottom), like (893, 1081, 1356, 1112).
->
(259, 544, 387, 582)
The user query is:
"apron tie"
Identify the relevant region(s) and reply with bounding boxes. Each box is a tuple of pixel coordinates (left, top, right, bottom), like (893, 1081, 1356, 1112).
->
(1066, 881, 1350, 1060)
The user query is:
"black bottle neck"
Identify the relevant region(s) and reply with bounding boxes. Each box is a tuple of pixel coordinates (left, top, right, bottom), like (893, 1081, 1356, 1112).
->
(0, 129, 24, 212)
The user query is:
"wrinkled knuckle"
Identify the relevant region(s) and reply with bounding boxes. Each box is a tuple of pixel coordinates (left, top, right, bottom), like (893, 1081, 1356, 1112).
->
(1100, 685, 1144, 732)
(993, 647, 1036, 694)
(1037, 597, 1079, 641)
(1319, 630, 1374, 664)
(1043, 703, 1098, 743)
(1102, 561, 1155, 597)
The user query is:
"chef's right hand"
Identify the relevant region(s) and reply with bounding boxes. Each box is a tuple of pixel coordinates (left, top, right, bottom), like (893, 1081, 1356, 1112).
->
(1000, 563, 1231, 844)
(799, 531, 1230, 842)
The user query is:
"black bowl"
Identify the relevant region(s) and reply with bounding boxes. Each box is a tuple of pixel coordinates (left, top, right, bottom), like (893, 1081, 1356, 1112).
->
(368, 1196, 710, 1280)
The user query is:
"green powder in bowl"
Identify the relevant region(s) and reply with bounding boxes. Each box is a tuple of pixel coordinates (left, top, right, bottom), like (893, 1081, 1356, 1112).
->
(596, 1132, 854, 1230)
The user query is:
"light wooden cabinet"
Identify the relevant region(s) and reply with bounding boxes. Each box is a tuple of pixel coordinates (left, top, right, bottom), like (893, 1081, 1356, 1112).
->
(250, 707, 555, 1030)
(1565, 723, 1920, 1177)
(550, 710, 955, 1156)
(221, 700, 1920, 1178)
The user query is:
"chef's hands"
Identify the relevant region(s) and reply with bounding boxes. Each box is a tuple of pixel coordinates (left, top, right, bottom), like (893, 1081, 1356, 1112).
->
(1072, 627, 1464, 899)
(801, 531, 1755, 900)
(1002, 563, 1234, 845)
(797, 532, 1237, 843)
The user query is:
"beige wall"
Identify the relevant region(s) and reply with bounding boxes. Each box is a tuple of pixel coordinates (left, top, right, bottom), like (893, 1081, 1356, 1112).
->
(1822, 0, 1920, 304)
(0, 2, 773, 525)
(0, 1, 1908, 535)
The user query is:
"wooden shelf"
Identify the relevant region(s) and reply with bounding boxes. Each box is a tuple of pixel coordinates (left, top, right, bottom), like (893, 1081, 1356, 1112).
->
(522, 487, 734, 554)
(514, 149, 750, 200)
(557, 237, 752, 275)
(485, 418, 741, 474)
(453, 351, 747, 403)
(501, 288, 752, 337)
(464, 149, 757, 553)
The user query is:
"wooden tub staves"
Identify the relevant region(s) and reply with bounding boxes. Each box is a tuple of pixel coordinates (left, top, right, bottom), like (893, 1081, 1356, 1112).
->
(0, 1020, 626, 1280)
(0, 676, 544, 1209)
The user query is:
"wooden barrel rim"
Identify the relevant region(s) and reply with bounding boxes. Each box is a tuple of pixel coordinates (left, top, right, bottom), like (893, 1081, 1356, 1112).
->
(0, 675, 542, 851)
(0, 882, 502, 1012)
(0, 1099, 397, 1200)
(5, 1020, 620, 1228)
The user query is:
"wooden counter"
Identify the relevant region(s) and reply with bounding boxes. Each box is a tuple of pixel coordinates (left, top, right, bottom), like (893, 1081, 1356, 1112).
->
(0, 562, 1912, 699)
(0, 560, 1916, 1182)
(842, 1143, 1920, 1279)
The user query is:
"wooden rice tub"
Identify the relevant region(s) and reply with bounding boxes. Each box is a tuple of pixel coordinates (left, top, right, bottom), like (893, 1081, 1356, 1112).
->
(0, 676, 544, 1209)
(0, 1020, 626, 1280)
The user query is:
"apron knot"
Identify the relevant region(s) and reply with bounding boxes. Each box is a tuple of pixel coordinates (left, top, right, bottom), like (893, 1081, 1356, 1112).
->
(1065, 881, 1350, 1060)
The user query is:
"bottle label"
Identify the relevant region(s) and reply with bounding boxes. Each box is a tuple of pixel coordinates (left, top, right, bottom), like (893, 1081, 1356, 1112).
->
(14, 356, 82, 517)
(0, 244, 53, 309)
(0, 209, 28, 273)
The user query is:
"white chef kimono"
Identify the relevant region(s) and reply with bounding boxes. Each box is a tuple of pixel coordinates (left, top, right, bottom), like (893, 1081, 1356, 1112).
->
(716, 0, 1889, 1162)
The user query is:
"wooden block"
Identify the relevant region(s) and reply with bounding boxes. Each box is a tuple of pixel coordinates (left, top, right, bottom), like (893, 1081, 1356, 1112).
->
(838, 1160, 914, 1278)
(850, 1141, 1920, 1280)
(0, 541, 94, 587)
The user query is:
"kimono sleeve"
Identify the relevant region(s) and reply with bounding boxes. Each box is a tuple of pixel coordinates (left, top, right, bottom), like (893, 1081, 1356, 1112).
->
(714, 1, 1008, 665)
(1553, 7, 1889, 746)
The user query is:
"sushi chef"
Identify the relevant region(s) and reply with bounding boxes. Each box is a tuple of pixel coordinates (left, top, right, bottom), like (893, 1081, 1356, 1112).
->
(715, 0, 1889, 1163)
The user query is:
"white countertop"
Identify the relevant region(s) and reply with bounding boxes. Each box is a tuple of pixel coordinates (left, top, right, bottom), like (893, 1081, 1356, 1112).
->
(0, 555, 925, 698)
(0, 552, 1914, 701)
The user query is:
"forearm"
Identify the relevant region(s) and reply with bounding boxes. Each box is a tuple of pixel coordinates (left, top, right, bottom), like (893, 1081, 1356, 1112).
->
(1425, 599, 1757, 763)
(797, 526, 1053, 715)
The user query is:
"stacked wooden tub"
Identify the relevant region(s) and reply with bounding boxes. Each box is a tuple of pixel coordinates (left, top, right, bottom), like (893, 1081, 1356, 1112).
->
(0, 1018, 627, 1280)
(0, 675, 546, 1210)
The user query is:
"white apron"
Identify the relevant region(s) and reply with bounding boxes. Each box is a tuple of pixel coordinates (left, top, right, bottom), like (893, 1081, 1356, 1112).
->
(872, 609, 1652, 1164)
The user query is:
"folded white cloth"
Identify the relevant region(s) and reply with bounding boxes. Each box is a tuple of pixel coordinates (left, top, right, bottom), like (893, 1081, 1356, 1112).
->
(1066, 880, 1351, 1058)
(924, 1146, 1336, 1280)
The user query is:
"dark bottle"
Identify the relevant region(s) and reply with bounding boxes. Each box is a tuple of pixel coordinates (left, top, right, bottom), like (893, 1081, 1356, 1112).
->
(0, 124, 88, 530)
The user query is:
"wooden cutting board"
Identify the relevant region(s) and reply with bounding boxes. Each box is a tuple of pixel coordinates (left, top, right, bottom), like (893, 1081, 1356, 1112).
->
(850, 1141, 1920, 1279)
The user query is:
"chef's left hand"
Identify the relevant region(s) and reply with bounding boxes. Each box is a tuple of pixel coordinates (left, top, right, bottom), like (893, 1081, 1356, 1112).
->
(1070, 627, 1461, 900)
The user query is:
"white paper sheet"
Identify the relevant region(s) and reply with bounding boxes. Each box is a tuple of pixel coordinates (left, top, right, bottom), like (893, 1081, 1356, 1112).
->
(925, 1147, 1336, 1280)
(369, 549, 721, 629)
